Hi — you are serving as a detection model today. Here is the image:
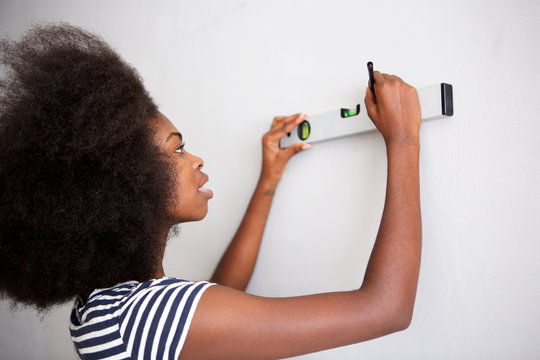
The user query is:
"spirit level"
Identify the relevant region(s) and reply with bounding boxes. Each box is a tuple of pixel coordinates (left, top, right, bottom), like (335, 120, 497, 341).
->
(279, 83, 453, 148)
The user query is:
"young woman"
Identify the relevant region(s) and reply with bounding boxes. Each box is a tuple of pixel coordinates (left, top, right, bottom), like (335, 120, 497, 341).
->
(0, 23, 422, 360)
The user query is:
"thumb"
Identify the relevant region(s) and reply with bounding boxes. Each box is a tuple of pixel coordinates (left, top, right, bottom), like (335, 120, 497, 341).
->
(364, 86, 377, 119)
(365, 85, 376, 106)
(284, 142, 311, 160)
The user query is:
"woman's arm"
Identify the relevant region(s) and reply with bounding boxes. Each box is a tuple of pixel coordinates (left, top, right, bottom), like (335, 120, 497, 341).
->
(184, 72, 422, 360)
(210, 114, 310, 290)
(360, 71, 422, 324)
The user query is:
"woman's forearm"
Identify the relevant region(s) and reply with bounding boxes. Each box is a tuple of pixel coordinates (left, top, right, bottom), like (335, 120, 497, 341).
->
(210, 176, 277, 291)
(210, 114, 309, 291)
(360, 142, 422, 328)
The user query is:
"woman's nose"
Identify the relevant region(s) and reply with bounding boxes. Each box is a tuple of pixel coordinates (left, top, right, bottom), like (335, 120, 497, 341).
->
(191, 153, 204, 170)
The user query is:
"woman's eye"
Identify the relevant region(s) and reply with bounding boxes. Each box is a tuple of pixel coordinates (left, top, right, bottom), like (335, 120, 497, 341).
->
(174, 143, 185, 154)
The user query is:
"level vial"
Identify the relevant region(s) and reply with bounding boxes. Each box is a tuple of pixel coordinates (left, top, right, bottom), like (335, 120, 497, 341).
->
(340, 104, 360, 118)
(297, 120, 311, 140)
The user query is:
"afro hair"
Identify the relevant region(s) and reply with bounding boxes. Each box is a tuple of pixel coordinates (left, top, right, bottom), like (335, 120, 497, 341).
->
(0, 23, 176, 311)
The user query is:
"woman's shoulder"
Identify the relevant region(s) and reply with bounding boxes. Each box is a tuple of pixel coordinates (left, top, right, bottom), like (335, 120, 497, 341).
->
(73, 277, 213, 321)
(70, 277, 215, 359)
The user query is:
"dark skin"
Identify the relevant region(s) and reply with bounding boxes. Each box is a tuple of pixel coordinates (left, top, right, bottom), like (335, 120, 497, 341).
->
(149, 71, 422, 360)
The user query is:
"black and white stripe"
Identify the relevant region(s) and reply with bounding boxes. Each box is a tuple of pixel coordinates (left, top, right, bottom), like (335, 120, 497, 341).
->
(70, 277, 214, 360)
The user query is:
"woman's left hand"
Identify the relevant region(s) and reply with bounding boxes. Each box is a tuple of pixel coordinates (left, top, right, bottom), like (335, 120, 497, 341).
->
(260, 113, 311, 191)
(210, 113, 311, 289)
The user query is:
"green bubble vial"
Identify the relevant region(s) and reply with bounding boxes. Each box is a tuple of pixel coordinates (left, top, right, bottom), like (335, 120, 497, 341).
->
(343, 108, 358, 117)
(297, 120, 311, 141)
(340, 104, 361, 118)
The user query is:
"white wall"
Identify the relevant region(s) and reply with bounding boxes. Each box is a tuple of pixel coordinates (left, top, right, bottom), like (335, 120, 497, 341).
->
(1, 0, 539, 358)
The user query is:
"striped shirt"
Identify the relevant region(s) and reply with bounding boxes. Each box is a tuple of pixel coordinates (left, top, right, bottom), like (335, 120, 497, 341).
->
(70, 277, 214, 360)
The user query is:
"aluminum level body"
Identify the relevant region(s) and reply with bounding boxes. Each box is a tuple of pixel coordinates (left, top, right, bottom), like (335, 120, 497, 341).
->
(279, 83, 453, 148)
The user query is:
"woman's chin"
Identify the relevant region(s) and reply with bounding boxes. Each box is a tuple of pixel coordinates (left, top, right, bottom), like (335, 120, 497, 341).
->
(175, 207, 208, 223)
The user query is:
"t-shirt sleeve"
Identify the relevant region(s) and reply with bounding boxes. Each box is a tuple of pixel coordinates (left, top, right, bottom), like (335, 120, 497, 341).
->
(118, 278, 214, 360)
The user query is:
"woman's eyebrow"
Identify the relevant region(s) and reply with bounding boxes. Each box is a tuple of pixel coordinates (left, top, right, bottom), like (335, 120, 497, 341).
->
(165, 132, 183, 143)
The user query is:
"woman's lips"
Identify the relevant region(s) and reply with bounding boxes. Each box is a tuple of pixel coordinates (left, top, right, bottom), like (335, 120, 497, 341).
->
(198, 185, 213, 199)
(198, 174, 213, 199)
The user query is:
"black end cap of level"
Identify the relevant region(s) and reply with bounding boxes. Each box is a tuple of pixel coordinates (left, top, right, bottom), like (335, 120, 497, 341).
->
(441, 83, 453, 116)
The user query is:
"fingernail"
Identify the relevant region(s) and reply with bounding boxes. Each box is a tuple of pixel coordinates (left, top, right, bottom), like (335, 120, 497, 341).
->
(301, 143, 312, 150)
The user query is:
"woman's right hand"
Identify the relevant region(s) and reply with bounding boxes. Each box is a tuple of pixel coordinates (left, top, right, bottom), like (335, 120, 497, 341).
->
(364, 71, 421, 147)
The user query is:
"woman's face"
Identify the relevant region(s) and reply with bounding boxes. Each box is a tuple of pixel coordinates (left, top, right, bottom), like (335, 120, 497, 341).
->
(149, 112, 213, 222)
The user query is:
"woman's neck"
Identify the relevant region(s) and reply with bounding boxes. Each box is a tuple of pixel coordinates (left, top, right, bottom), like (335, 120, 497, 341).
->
(155, 262, 165, 278)
(154, 224, 172, 278)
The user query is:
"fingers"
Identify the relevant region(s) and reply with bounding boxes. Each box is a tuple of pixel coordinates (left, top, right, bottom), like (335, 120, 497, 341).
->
(365, 86, 376, 109)
(372, 71, 391, 99)
(391, 74, 403, 82)
(283, 142, 310, 160)
(374, 71, 405, 83)
(267, 113, 307, 140)
(370, 71, 413, 105)
(271, 116, 283, 128)
(374, 71, 408, 87)
(364, 86, 379, 123)
(373, 71, 386, 83)
(366, 71, 402, 120)
(271, 113, 301, 129)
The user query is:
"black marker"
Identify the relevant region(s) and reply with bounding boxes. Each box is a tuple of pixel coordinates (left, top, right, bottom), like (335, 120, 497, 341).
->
(367, 61, 375, 97)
